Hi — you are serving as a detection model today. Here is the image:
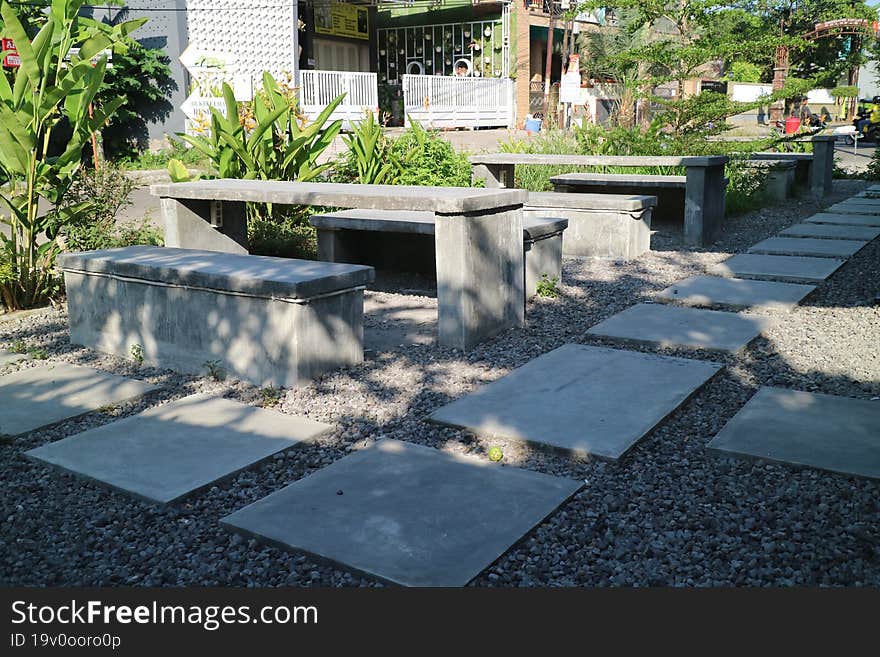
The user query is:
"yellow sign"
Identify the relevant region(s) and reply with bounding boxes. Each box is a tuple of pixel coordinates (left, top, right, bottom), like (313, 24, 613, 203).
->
(315, 3, 369, 41)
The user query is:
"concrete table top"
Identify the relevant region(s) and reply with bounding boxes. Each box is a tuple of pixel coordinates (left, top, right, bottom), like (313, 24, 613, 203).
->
(151, 179, 528, 214)
(708, 387, 880, 480)
(221, 439, 582, 586)
(711, 254, 845, 283)
(0, 351, 26, 368)
(586, 304, 772, 354)
(0, 363, 157, 436)
(469, 153, 728, 167)
(655, 275, 815, 311)
(747, 237, 867, 259)
(550, 173, 687, 188)
(779, 223, 880, 241)
(26, 393, 332, 504)
(428, 344, 722, 460)
(805, 212, 880, 227)
(59, 245, 375, 300)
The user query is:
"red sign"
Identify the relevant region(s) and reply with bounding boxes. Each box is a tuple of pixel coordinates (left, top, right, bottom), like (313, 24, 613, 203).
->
(2, 38, 20, 68)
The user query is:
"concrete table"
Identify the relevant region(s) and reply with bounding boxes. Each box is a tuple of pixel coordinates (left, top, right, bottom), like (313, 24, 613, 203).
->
(151, 180, 528, 350)
(469, 153, 728, 246)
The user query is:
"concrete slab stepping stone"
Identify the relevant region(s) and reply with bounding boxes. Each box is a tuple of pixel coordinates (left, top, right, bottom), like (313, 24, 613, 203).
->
(586, 303, 771, 353)
(656, 275, 815, 311)
(826, 203, 880, 216)
(779, 223, 880, 241)
(708, 387, 880, 480)
(0, 363, 157, 436)
(805, 212, 880, 227)
(748, 237, 867, 259)
(711, 254, 845, 283)
(26, 393, 332, 504)
(222, 438, 582, 586)
(428, 344, 721, 460)
(0, 351, 26, 368)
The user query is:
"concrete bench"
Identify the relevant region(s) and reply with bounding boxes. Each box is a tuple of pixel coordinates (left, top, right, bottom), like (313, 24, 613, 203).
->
(469, 153, 727, 246)
(58, 246, 375, 387)
(742, 159, 797, 202)
(309, 209, 567, 298)
(525, 191, 656, 260)
(151, 179, 528, 350)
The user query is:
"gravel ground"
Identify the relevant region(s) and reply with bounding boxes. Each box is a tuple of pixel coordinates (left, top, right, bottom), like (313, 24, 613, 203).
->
(1, 178, 879, 587)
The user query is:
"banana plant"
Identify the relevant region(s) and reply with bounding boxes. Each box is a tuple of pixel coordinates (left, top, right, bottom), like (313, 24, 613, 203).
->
(169, 72, 344, 220)
(342, 110, 400, 185)
(0, 0, 144, 310)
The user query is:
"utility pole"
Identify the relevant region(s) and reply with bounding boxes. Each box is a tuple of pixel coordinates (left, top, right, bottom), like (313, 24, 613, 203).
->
(542, 2, 556, 121)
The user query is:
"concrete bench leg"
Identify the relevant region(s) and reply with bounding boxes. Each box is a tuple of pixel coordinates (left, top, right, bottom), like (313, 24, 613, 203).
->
(317, 228, 355, 263)
(684, 164, 726, 246)
(161, 198, 249, 254)
(434, 206, 525, 349)
(472, 163, 516, 188)
(810, 136, 835, 198)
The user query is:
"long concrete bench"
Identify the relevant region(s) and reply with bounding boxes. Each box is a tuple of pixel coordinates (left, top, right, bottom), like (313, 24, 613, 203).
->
(150, 179, 528, 350)
(525, 191, 656, 260)
(309, 209, 567, 298)
(469, 153, 727, 246)
(743, 159, 797, 202)
(749, 153, 811, 192)
(59, 246, 375, 387)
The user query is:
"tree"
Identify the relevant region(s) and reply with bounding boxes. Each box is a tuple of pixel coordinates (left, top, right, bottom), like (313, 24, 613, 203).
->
(0, 0, 143, 309)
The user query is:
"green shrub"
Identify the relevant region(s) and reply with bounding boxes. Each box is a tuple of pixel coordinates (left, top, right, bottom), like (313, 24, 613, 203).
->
(725, 157, 770, 216)
(390, 120, 474, 187)
(248, 208, 317, 260)
(57, 164, 162, 251)
(864, 149, 880, 180)
(338, 111, 400, 184)
(727, 61, 764, 83)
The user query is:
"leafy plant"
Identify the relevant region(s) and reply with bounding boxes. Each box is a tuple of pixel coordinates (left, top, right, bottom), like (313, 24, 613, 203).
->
(340, 111, 399, 184)
(130, 343, 144, 364)
(390, 119, 474, 187)
(0, 0, 144, 310)
(169, 72, 344, 221)
(203, 359, 226, 381)
(248, 211, 317, 260)
(9, 338, 26, 353)
(56, 163, 153, 251)
(535, 274, 559, 299)
(28, 346, 48, 360)
(727, 61, 764, 83)
(260, 386, 281, 407)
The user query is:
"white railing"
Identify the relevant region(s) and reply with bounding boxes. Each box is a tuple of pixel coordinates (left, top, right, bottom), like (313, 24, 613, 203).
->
(300, 70, 378, 128)
(402, 75, 514, 129)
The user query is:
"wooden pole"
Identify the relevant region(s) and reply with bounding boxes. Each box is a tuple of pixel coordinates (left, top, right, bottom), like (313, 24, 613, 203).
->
(542, 4, 556, 121)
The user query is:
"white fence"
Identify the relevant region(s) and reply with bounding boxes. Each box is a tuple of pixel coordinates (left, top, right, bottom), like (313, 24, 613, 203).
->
(402, 75, 514, 129)
(300, 70, 378, 128)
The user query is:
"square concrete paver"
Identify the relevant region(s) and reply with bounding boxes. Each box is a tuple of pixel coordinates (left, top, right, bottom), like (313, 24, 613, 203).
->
(656, 275, 815, 311)
(779, 223, 880, 241)
(711, 254, 845, 283)
(747, 237, 867, 259)
(222, 439, 582, 586)
(826, 203, 880, 216)
(26, 393, 333, 504)
(708, 387, 880, 480)
(0, 363, 157, 436)
(586, 303, 771, 353)
(428, 344, 721, 460)
(805, 213, 880, 227)
(0, 351, 26, 368)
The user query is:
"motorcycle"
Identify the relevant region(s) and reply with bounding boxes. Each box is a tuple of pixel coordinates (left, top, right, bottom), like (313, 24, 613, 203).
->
(852, 112, 880, 143)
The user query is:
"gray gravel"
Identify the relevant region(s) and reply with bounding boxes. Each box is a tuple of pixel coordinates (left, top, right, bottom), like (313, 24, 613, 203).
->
(1, 178, 879, 587)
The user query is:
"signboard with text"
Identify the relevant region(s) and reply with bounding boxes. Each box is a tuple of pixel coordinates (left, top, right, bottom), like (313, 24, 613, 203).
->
(315, 3, 369, 41)
(2, 38, 20, 68)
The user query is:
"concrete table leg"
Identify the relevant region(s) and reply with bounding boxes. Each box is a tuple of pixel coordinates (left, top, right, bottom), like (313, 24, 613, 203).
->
(472, 163, 516, 188)
(684, 163, 726, 246)
(316, 228, 356, 263)
(810, 135, 835, 198)
(434, 205, 525, 349)
(161, 198, 249, 254)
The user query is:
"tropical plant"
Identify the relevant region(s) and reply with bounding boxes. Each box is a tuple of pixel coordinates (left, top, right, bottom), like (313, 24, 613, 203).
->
(0, 0, 143, 310)
(340, 110, 399, 184)
(168, 72, 343, 220)
(389, 119, 474, 187)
